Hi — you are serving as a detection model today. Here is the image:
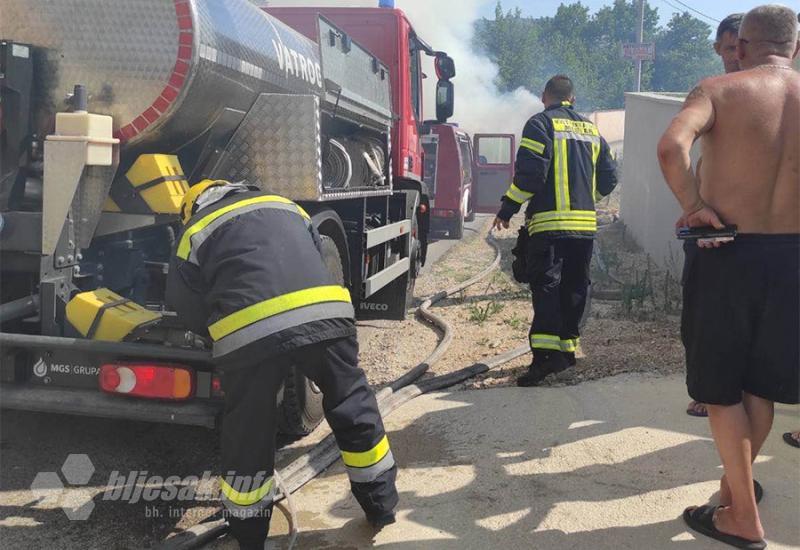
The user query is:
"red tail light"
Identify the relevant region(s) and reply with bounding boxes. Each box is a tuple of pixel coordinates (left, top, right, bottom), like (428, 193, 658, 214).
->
(99, 363, 194, 400)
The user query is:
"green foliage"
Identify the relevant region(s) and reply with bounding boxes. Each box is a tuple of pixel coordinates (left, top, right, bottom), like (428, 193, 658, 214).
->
(652, 12, 721, 92)
(468, 301, 505, 324)
(473, 1, 720, 111)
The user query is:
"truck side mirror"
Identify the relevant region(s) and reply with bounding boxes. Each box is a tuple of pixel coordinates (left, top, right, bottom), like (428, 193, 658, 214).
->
(434, 54, 456, 80)
(436, 80, 454, 123)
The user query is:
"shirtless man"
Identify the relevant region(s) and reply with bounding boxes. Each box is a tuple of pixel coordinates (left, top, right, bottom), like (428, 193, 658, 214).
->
(658, 5, 799, 548)
(686, 12, 744, 418)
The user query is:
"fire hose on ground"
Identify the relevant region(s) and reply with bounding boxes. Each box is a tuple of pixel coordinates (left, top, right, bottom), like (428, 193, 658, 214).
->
(161, 227, 529, 549)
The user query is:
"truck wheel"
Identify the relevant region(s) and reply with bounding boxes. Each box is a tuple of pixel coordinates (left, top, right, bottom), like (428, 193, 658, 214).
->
(276, 367, 324, 436)
(276, 234, 343, 436)
(448, 212, 465, 240)
(405, 211, 422, 311)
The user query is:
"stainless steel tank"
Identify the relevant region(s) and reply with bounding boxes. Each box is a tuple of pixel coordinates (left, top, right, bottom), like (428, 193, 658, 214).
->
(0, 0, 325, 152)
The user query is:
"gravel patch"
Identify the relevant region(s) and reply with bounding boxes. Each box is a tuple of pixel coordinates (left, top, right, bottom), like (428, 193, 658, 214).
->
(363, 209, 686, 392)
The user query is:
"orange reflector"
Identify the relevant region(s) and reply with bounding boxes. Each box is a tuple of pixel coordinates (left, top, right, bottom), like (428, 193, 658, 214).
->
(172, 369, 192, 399)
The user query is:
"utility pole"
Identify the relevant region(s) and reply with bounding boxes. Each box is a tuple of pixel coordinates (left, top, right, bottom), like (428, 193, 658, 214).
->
(635, 0, 645, 92)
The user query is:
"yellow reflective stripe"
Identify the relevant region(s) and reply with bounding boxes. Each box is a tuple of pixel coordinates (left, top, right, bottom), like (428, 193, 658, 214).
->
(520, 138, 546, 155)
(208, 285, 352, 341)
(591, 141, 601, 201)
(530, 210, 596, 223)
(553, 138, 563, 211)
(560, 338, 579, 352)
(504, 183, 533, 204)
(220, 476, 273, 507)
(529, 221, 597, 234)
(341, 435, 391, 468)
(177, 195, 310, 260)
(561, 138, 570, 209)
(531, 334, 562, 351)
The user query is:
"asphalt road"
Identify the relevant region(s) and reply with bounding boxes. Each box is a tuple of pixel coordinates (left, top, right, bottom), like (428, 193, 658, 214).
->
(421, 215, 488, 276)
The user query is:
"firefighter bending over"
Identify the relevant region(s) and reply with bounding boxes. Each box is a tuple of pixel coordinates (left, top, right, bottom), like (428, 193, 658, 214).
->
(166, 180, 398, 549)
(493, 75, 618, 386)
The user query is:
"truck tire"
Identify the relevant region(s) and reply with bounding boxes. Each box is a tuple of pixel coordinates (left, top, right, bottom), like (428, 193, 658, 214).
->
(448, 212, 464, 240)
(405, 210, 422, 311)
(276, 234, 343, 436)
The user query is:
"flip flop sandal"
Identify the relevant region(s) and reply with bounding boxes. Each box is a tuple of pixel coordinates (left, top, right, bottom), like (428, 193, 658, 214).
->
(686, 402, 709, 417)
(683, 505, 766, 549)
(783, 432, 800, 448)
(754, 480, 763, 504)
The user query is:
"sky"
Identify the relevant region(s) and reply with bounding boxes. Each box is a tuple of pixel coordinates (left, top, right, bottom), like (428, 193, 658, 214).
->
(478, 0, 800, 31)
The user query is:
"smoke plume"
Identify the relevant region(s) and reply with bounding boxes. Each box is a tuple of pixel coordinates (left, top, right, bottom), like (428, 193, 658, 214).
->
(397, 0, 542, 136)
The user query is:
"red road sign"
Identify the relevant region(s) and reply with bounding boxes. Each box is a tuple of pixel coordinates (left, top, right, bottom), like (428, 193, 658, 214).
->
(622, 42, 655, 61)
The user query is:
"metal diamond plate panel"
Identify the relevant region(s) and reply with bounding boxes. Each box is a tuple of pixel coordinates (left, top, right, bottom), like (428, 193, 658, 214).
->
(211, 94, 323, 201)
(0, 0, 179, 143)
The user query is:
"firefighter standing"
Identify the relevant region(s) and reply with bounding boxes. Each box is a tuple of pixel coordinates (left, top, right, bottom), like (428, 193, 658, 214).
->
(493, 75, 618, 387)
(166, 180, 398, 549)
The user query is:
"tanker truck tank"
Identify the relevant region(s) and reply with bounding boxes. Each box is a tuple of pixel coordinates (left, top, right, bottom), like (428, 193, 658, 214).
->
(0, 0, 324, 159)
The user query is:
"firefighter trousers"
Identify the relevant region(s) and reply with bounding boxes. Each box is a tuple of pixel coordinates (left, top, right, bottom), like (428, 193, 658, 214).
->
(527, 236, 594, 357)
(219, 335, 398, 547)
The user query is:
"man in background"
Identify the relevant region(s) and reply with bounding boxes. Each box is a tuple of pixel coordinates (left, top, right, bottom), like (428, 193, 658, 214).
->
(686, 12, 744, 419)
(493, 75, 617, 386)
(658, 5, 799, 547)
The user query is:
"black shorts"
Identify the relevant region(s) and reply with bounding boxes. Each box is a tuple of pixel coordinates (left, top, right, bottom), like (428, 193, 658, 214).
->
(682, 235, 800, 405)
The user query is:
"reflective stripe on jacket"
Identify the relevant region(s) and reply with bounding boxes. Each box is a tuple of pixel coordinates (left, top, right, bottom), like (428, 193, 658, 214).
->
(498, 102, 618, 237)
(167, 191, 355, 359)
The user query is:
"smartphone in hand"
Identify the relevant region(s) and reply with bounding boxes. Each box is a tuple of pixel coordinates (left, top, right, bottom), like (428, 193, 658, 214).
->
(676, 225, 738, 241)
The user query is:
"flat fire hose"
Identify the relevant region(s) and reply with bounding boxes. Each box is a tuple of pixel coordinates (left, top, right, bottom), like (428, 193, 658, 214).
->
(160, 227, 529, 549)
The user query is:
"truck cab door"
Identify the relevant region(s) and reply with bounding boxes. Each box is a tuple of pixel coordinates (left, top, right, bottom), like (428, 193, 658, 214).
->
(472, 134, 515, 214)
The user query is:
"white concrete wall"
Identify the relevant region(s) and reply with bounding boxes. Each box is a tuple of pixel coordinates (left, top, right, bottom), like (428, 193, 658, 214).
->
(620, 93, 700, 276)
(585, 109, 626, 145)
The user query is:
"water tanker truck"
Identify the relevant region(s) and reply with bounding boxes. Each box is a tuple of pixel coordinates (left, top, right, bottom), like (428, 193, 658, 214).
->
(0, 0, 456, 434)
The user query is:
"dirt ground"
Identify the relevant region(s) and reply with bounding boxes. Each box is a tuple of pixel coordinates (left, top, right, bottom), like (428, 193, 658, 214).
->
(362, 206, 686, 393)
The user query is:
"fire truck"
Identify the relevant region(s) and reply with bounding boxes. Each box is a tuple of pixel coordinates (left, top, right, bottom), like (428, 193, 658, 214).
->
(0, 0, 455, 434)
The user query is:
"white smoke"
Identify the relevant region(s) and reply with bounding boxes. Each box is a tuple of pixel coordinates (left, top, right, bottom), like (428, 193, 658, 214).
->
(262, 0, 542, 136)
(397, 0, 542, 137)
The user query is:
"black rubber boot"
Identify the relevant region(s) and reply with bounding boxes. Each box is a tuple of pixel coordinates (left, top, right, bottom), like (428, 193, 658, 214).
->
(563, 351, 577, 367)
(517, 352, 569, 387)
(367, 510, 397, 529)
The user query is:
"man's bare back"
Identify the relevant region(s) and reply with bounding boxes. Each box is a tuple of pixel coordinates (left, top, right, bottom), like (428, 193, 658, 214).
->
(659, 5, 800, 238)
(699, 67, 800, 233)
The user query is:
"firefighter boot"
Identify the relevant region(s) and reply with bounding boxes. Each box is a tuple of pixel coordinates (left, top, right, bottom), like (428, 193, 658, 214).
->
(517, 351, 569, 387)
(367, 509, 397, 529)
(563, 351, 577, 367)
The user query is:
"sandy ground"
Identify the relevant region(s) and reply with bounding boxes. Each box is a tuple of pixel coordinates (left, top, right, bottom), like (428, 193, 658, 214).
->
(213, 376, 800, 549)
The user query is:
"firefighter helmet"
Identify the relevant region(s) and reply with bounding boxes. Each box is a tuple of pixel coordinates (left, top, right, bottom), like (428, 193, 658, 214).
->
(180, 179, 228, 225)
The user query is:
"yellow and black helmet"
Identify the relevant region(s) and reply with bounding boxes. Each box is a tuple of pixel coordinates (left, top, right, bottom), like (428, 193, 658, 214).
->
(179, 179, 228, 225)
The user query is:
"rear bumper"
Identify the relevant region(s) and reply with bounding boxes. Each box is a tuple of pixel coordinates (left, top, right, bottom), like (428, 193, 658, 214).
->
(0, 331, 219, 428)
(1, 384, 221, 428)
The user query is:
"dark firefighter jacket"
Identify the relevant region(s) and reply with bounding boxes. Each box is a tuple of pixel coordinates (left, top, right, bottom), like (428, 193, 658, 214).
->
(497, 101, 618, 237)
(166, 190, 355, 362)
